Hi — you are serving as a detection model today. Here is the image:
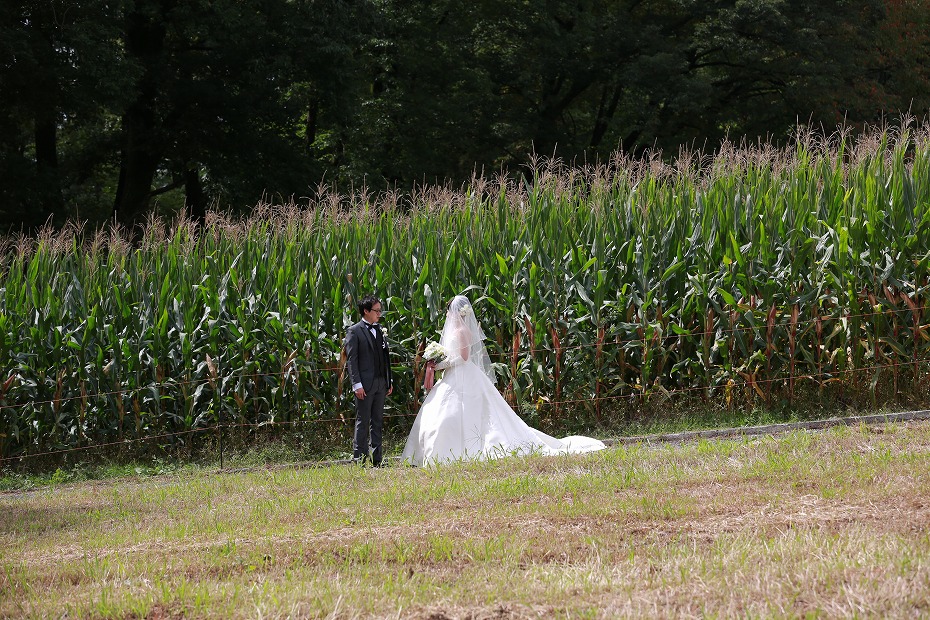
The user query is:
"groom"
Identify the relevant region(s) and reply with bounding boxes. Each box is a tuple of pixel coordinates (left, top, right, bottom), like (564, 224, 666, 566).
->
(344, 294, 393, 466)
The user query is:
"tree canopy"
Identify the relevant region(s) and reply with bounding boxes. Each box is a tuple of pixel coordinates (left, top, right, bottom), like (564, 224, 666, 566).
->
(1, 0, 927, 231)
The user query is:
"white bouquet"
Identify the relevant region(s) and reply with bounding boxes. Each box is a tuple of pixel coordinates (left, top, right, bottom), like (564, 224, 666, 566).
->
(423, 340, 446, 391)
(423, 340, 447, 362)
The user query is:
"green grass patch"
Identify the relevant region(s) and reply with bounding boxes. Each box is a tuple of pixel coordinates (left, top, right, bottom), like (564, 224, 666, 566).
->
(2, 421, 929, 618)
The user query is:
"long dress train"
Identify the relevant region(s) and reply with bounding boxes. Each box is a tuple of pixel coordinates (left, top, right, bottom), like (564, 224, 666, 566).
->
(402, 357, 605, 466)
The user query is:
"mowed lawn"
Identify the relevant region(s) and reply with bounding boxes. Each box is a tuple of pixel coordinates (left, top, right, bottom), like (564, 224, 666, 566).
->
(3, 423, 929, 619)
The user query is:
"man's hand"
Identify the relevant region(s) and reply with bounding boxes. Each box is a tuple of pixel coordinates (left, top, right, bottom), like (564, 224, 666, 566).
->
(387, 385, 393, 396)
(354, 387, 366, 399)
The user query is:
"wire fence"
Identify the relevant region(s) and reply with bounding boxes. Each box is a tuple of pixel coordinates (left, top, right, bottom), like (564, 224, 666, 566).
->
(0, 300, 927, 467)
(1, 355, 927, 467)
(4, 299, 927, 407)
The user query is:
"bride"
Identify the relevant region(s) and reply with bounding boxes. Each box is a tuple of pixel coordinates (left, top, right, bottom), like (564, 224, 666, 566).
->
(402, 295, 605, 466)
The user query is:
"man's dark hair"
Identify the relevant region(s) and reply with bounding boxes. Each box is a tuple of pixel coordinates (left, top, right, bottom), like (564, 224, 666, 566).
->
(358, 294, 381, 316)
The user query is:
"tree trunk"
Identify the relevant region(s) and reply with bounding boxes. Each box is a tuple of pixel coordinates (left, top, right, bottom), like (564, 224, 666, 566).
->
(113, 1, 174, 233)
(34, 104, 62, 230)
(590, 83, 623, 149)
(113, 124, 159, 232)
(31, 11, 63, 231)
(535, 74, 593, 156)
(185, 166, 206, 228)
(306, 93, 319, 151)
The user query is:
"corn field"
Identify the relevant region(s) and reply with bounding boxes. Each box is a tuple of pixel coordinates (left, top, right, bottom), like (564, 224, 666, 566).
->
(1, 124, 930, 462)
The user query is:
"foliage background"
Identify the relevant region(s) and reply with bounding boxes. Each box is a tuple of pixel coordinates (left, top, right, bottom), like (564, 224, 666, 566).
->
(1, 0, 929, 231)
(1, 125, 928, 462)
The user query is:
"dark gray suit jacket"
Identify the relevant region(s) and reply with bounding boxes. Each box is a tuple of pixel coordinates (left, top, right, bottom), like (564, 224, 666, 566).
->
(344, 321, 392, 392)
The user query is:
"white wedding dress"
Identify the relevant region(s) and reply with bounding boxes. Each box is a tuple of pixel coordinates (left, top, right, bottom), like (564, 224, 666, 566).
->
(402, 296, 605, 466)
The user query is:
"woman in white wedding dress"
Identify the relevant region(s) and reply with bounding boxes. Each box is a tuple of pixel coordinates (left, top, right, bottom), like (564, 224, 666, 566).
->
(402, 295, 605, 466)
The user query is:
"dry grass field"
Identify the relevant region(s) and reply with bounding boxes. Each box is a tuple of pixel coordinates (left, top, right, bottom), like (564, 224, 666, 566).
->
(2, 422, 929, 619)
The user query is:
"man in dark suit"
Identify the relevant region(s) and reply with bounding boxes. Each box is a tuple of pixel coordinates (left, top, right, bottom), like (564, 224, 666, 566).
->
(344, 294, 393, 466)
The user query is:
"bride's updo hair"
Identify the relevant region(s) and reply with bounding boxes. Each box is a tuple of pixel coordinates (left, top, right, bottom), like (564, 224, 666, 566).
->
(446, 295, 473, 318)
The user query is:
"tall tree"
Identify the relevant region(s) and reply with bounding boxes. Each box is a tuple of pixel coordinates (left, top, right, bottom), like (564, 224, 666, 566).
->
(113, 0, 371, 229)
(861, 0, 930, 119)
(339, 0, 894, 187)
(0, 0, 371, 231)
(0, 1, 128, 231)
(1, 0, 925, 230)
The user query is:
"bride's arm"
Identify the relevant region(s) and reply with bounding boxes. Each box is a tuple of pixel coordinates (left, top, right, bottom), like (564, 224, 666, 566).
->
(434, 328, 470, 369)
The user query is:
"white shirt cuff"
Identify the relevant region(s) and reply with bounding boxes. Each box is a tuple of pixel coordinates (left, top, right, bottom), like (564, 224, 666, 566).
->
(352, 382, 363, 391)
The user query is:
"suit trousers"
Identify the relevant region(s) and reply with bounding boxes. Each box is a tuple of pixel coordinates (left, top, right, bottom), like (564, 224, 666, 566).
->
(353, 376, 387, 465)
